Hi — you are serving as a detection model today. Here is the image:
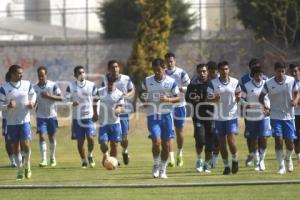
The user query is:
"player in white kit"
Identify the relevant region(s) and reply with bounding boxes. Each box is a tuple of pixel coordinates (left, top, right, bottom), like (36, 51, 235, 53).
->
(259, 62, 299, 174)
(65, 66, 98, 168)
(140, 58, 180, 179)
(164, 52, 190, 167)
(34, 66, 63, 167)
(0, 65, 36, 180)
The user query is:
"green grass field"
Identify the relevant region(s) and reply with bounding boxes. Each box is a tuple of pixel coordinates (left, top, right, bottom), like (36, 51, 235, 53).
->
(0, 114, 300, 199)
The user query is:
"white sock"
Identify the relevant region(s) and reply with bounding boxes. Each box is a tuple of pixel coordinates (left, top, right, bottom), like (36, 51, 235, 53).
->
(81, 158, 87, 163)
(259, 148, 266, 161)
(122, 148, 128, 154)
(14, 153, 22, 173)
(40, 141, 47, 161)
(232, 153, 238, 162)
(160, 160, 167, 172)
(153, 156, 160, 166)
(197, 154, 202, 160)
(254, 151, 260, 165)
(286, 149, 293, 160)
(177, 148, 183, 157)
(276, 149, 284, 167)
(23, 149, 31, 169)
(49, 140, 56, 160)
(297, 153, 300, 160)
(169, 152, 175, 162)
(9, 155, 15, 165)
(223, 159, 229, 167)
(87, 151, 93, 158)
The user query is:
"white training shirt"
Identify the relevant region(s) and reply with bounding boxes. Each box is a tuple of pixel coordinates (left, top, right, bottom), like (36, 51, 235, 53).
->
(261, 75, 298, 120)
(165, 66, 190, 107)
(241, 79, 270, 120)
(65, 80, 97, 120)
(141, 75, 180, 116)
(34, 80, 61, 118)
(0, 80, 36, 125)
(207, 77, 241, 121)
(96, 87, 124, 126)
(101, 74, 134, 113)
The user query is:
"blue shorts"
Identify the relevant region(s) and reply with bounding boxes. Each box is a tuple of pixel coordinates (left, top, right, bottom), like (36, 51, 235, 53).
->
(246, 118, 272, 139)
(173, 106, 186, 129)
(7, 123, 32, 143)
(2, 118, 7, 136)
(147, 113, 175, 141)
(120, 113, 129, 136)
(215, 119, 238, 136)
(98, 123, 122, 143)
(36, 117, 58, 135)
(72, 118, 96, 140)
(271, 119, 297, 140)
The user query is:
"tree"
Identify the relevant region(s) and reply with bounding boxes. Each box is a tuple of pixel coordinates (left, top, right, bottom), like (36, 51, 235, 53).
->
(126, 0, 172, 85)
(234, 0, 300, 48)
(98, 0, 194, 39)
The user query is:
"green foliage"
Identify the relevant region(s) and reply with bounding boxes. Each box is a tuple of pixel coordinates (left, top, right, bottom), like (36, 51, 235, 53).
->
(234, 0, 300, 47)
(98, 0, 195, 39)
(126, 0, 172, 85)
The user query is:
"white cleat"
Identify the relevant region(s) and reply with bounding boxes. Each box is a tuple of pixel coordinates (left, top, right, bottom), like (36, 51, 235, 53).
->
(286, 159, 294, 172)
(254, 164, 260, 171)
(152, 164, 160, 178)
(159, 170, 168, 179)
(259, 160, 266, 171)
(195, 160, 203, 173)
(277, 166, 286, 175)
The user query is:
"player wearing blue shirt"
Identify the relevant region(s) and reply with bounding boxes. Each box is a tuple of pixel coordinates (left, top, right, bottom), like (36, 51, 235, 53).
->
(140, 58, 180, 179)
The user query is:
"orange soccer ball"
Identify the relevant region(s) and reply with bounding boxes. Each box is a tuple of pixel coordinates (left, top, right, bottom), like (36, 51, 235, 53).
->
(103, 156, 118, 170)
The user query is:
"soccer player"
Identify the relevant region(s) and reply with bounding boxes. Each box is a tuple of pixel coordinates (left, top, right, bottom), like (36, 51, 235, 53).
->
(101, 60, 134, 165)
(288, 63, 300, 165)
(164, 52, 190, 167)
(34, 66, 63, 167)
(239, 58, 267, 167)
(241, 66, 271, 171)
(96, 74, 124, 165)
(65, 66, 98, 168)
(0, 65, 36, 180)
(1, 72, 16, 167)
(140, 58, 180, 179)
(259, 62, 299, 174)
(185, 63, 214, 174)
(207, 61, 241, 175)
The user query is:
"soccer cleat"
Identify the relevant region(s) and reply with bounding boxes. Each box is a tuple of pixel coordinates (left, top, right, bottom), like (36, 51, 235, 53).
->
(232, 161, 239, 174)
(50, 158, 57, 167)
(259, 160, 266, 171)
(286, 159, 294, 172)
(25, 168, 32, 179)
(203, 163, 211, 174)
(39, 160, 47, 167)
(167, 160, 175, 168)
(88, 157, 95, 168)
(176, 156, 184, 167)
(195, 160, 203, 173)
(245, 156, 253, 167)
(122, 152, 130, 165)
(152, 164, 160, 178)
(159, 170, 168, 179)
(223, 166, 231, 175)
(254, 163, 260, 171)
(81, 162, 88, 169)
(277, 166, 286, 175)
(16, 171, 23, 180)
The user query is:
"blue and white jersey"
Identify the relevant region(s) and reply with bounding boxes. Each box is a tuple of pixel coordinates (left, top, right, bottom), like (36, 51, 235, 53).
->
(34, 80, 61, 118)
(261, 75, 298, 120)
(101, 74, 134, 113)
(165, 66, 190, 107)
(65, 80, 97, 120)
(241, 79, 270, 120)
(141, 75, 180, 116)
(207, 77, 241, 121)
(97, 87, 124, 126)
(0, 80, 36, 125)
(239, 73, 268, 91)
